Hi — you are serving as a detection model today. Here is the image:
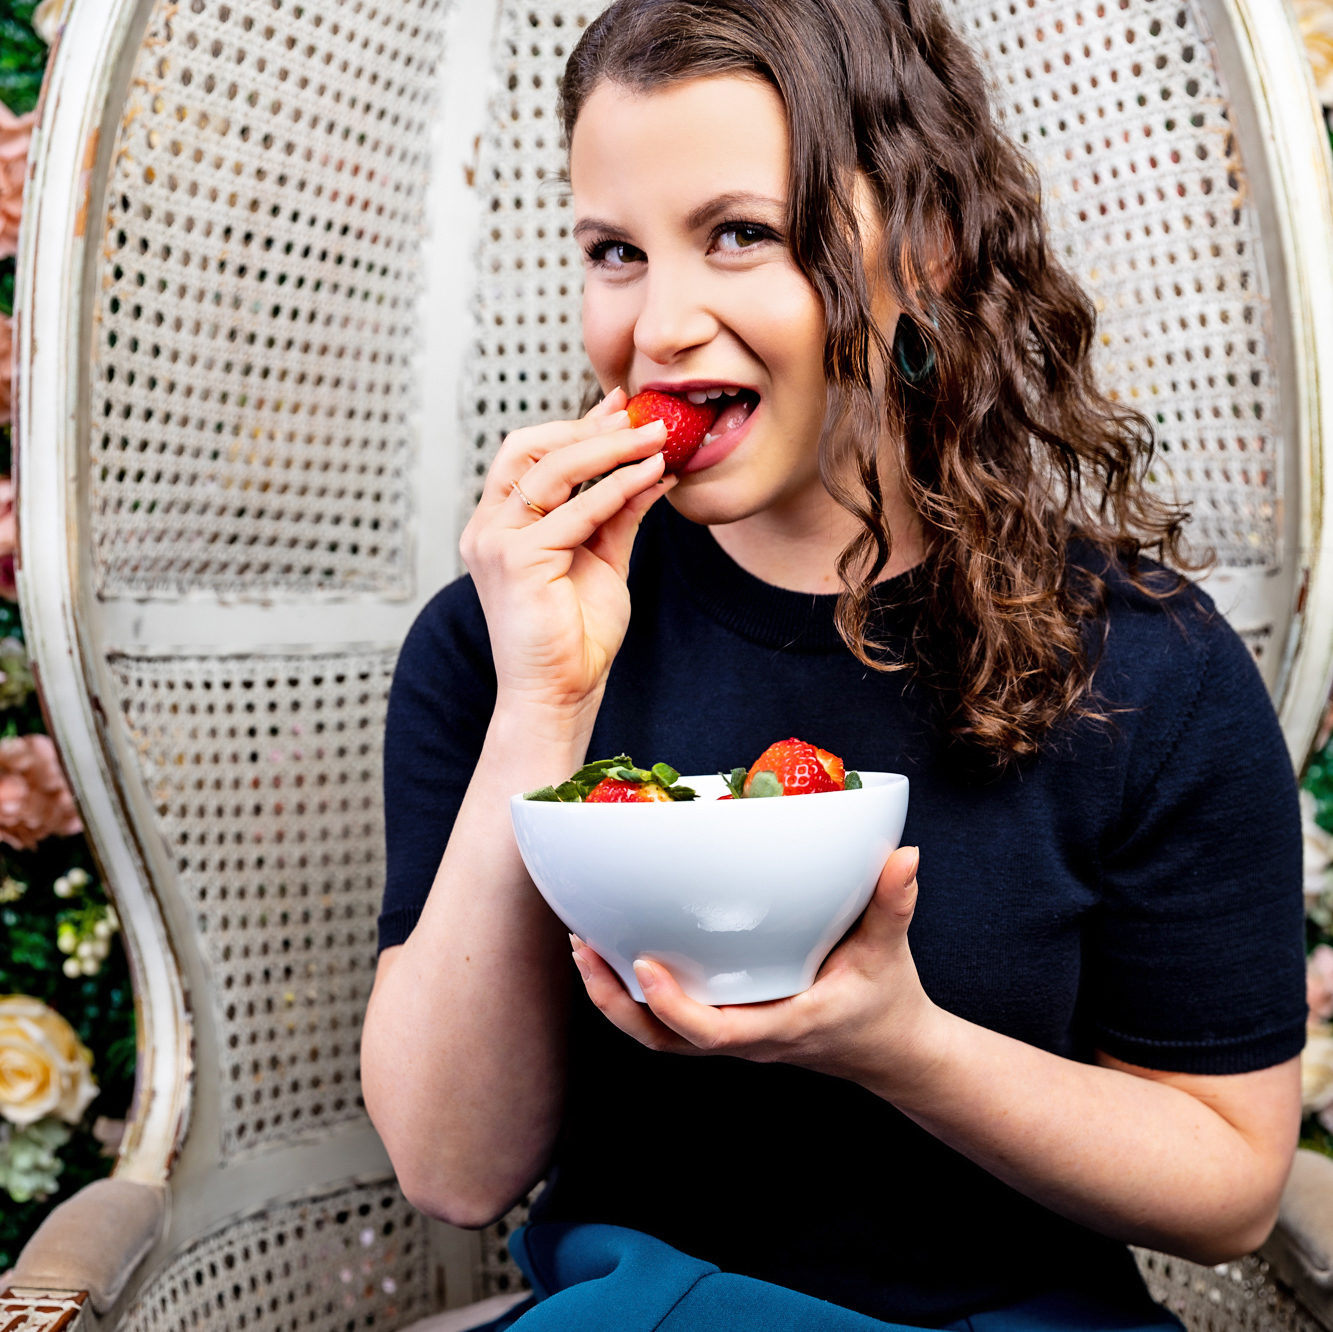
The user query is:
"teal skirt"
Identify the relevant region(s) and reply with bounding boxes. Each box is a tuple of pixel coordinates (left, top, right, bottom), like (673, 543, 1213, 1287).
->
(468, 1222, 1185, 1331)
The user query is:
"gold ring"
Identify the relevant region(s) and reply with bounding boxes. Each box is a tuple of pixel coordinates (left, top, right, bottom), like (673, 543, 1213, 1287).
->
(510, 479, 548, 518)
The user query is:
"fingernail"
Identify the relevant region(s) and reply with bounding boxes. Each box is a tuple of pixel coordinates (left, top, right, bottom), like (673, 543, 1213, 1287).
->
(572, 951, 591, 982)
(903, 845, 920, 880)
(633, 959, 657, 990)
(597, 410, 632, 430)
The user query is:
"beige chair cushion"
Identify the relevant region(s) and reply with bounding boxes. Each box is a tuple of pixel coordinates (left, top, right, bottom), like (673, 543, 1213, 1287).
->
(9, 1177, 166, 1315)
(1262, 1148, 1333, 1322)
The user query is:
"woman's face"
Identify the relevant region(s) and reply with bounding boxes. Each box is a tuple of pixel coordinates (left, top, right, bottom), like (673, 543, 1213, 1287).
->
(570, 74, 850, 525)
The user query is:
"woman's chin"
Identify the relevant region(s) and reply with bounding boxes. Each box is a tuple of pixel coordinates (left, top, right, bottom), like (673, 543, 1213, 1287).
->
(663, 484, 751, 529)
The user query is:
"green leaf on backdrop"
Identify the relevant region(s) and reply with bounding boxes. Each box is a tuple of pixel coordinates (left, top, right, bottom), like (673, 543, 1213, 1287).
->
(0, 259, 14, 318)
(0, 5, 46, 117)
(1307, 739, 1333, 837)
(0, 588, 21, 639)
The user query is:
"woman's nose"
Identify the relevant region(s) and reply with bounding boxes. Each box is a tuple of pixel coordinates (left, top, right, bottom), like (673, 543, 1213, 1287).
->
(632, 267, 718, 365)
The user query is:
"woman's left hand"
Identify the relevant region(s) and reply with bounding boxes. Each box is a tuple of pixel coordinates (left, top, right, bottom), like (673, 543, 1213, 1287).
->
(570, 845, 943, 1090)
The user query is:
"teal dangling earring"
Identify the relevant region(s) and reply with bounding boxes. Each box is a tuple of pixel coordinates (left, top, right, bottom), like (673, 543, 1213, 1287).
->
(892, 313, 936, 385)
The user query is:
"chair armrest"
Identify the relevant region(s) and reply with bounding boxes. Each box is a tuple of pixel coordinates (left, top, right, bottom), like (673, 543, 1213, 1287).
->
(1261, 1148, 1333, 1327)
(7, 1177, 166, 1315)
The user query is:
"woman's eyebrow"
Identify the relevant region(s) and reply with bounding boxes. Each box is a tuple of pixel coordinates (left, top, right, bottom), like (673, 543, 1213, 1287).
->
(571, 215, 625, 243)
(571, 190, 786, 242)
(683, 191, 785, 229)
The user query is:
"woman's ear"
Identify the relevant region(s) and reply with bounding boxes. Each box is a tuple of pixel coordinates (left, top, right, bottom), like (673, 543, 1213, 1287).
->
(850, 170, 951, 329)
(850, 173, 900, 333)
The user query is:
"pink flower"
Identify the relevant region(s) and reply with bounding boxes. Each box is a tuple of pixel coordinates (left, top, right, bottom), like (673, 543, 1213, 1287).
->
(0, 476, 15, 599)
(0, 735, 82, 851)
(1310, 945, 1333, 1021)
(0, 103, 35, 263)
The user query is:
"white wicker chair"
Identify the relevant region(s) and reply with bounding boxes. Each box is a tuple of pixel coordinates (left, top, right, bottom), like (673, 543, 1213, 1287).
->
(4, 0, 1333, 1329)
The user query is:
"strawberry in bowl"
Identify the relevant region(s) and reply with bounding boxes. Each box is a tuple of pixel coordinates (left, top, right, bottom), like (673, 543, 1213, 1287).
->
(511, 744, 908, 1005)
(723, 737, 862, 798)
(523, 755, 697, 804)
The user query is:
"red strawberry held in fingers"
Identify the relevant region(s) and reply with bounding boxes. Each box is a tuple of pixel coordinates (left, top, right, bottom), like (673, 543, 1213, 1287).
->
(625, 390, 721, 473)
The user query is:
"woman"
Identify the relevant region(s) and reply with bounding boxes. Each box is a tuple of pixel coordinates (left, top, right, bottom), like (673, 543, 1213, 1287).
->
(361, 1, 1306, 1326)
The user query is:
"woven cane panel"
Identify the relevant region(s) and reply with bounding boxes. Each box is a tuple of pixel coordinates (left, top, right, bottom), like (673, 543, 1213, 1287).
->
(479, 1192, 537, 1300)
(460, 0, 607, 509)
(1135, 1249, 1324, 1332)
(90, 0, 452, 598)
(945, 0, 1281, 568)
(119, 1182, 433, 1332)
(106, 650, 394, 1160)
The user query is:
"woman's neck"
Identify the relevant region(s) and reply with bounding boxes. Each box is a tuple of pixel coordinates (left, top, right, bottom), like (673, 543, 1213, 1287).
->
(707, 485, 924, 595)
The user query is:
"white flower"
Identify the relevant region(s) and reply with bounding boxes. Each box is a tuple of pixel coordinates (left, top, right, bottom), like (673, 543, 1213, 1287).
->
(1301, 790, 1333, 912)
(1304, 1019, 1333, 1113)
(0, 638, 34, 710)
(0, 1116, 72, 1203)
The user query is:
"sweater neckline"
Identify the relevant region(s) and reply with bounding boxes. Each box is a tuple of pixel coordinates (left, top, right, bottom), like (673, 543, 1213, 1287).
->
(658, 503, 925, 654)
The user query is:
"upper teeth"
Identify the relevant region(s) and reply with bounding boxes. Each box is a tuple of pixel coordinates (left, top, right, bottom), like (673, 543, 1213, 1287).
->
(686, 387, 736, 404)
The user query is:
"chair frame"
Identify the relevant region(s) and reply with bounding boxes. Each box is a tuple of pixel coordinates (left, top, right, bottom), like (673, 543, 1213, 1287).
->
(1211, 0, 1333, 765)
(15, 0, 192, 1197)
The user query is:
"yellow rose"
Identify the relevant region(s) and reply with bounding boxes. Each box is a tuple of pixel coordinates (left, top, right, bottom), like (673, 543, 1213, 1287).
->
(31, 0, 69, 44)
(0, 996, 98, 1128)
(1296, 0, 1333, 106)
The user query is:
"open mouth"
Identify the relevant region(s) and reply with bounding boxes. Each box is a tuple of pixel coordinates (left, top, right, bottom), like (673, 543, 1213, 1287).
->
(682, 387, 759, 443)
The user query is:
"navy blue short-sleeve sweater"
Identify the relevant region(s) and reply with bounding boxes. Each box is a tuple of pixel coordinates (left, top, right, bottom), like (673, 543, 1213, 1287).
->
(378, 501, 1305, 1327)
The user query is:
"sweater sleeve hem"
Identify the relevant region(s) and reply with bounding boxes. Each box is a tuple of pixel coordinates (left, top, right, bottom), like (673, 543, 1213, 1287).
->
(1092, 1018, 1307, 1076)
(377, 903, 424, 954)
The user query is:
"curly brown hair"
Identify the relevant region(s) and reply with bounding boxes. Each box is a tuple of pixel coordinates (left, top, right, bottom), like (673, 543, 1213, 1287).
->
(558, 0, 1199, 762)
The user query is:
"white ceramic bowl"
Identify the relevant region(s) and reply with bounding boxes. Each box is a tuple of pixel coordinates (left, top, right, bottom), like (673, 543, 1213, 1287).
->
(510, 772, 909, 1005)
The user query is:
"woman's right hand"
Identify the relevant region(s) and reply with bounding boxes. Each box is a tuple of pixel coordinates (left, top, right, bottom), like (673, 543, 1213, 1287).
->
(459, 386, 672, 723)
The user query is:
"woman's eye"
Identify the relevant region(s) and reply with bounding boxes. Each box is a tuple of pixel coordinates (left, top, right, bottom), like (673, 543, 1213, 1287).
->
(715, 223, 777, 252)
(584, 239, 644, 269)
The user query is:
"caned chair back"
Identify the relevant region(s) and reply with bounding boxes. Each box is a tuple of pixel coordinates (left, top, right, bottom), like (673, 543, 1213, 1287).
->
(11, 0, 1333, 1328)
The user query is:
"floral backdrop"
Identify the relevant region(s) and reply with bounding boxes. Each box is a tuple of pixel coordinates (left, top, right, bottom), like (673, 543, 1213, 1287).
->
(0, 0, 1332, 1287)
(0, 0, 135, 1277)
